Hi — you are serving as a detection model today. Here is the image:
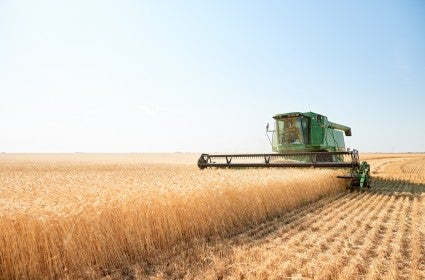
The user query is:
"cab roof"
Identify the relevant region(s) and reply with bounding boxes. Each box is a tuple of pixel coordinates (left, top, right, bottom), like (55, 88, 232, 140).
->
(273, 112, 321, 119)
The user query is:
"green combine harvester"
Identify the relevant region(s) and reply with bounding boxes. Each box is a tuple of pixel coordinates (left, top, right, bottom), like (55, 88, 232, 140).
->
(198, 112, 371, 188)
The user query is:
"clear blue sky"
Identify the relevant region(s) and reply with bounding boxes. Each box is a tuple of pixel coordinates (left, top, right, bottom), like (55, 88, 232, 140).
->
(1, 0, 424, 153)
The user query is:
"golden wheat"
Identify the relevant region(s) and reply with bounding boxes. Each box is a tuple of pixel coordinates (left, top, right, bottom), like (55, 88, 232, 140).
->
(0, 154, 345, 279)
(192, 155, 425, 280)
(363, 153, 425, 184)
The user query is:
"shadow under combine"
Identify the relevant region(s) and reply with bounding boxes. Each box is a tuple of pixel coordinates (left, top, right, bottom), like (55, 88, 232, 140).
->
(360, 177, 425, 195)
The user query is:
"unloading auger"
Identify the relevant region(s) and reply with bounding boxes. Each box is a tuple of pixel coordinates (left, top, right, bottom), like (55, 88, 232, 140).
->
(198, 112, 371, 188)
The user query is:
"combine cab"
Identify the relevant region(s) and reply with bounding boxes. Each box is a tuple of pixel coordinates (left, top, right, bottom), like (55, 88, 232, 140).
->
(198, 112, 371, 188)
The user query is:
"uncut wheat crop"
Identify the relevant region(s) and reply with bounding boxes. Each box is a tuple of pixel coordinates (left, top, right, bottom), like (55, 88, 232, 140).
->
(0, 154, 346, 279)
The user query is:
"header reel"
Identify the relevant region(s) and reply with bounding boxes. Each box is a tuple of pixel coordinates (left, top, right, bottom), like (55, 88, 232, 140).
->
(198, 149, 371, 189)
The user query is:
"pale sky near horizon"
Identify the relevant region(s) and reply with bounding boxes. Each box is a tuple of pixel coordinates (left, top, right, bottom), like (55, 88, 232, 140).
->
(1, 1, 424, 153)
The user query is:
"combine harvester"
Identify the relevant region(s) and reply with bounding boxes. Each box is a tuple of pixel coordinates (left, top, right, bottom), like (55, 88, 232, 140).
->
(198, 112, 371, 188)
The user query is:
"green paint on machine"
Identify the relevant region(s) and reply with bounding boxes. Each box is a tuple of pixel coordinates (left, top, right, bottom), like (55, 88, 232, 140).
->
(271, 112, 350, 155)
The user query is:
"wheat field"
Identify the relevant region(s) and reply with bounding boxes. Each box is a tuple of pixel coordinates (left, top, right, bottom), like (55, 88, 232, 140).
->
(0, 153, 346, 279)
(0, 153, 424, 279)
